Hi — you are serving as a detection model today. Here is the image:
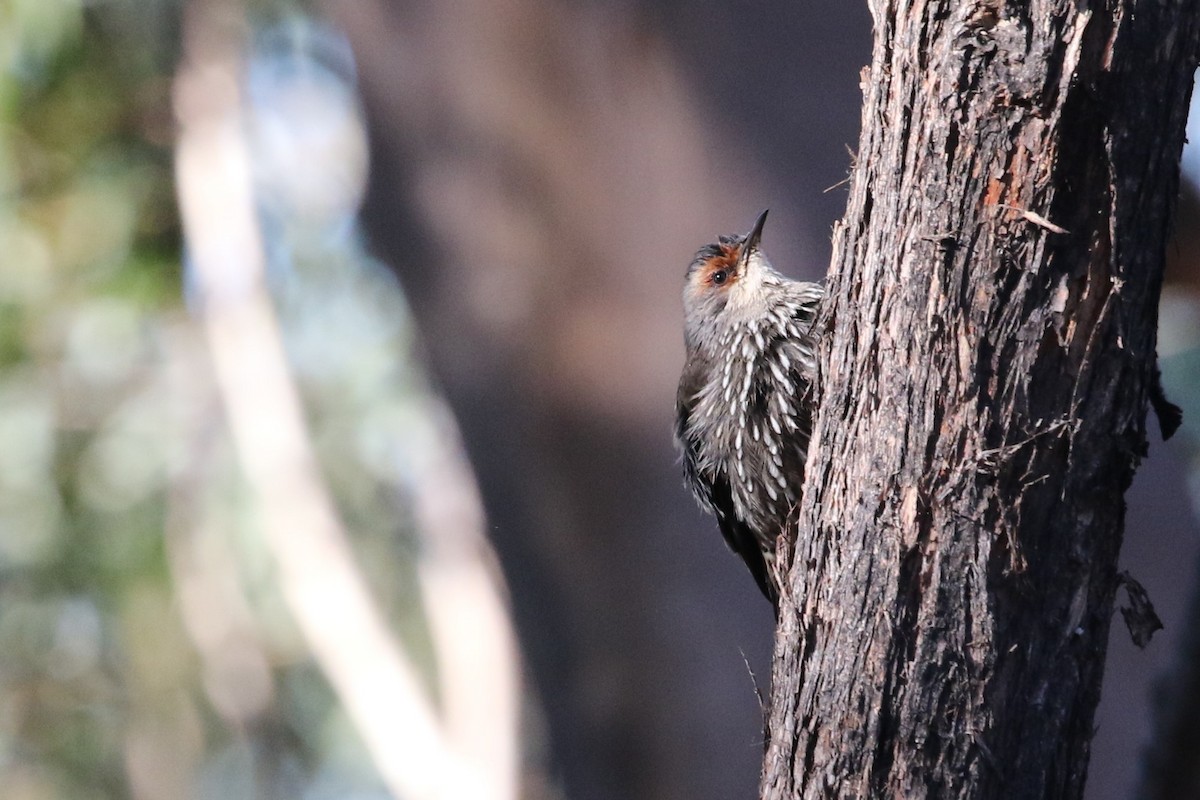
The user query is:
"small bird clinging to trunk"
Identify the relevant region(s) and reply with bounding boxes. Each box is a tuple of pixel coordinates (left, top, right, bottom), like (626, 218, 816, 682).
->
(675, 210, 823, 609)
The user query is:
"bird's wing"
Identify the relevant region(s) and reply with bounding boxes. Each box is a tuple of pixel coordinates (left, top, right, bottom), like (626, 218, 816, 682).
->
(675, 359, 713, 509)
(711, 475, 779, 605)
(678, 361, 777, 605)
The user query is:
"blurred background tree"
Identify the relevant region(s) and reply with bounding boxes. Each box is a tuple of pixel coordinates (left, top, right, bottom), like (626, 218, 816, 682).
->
(1, 1, 1198, 799)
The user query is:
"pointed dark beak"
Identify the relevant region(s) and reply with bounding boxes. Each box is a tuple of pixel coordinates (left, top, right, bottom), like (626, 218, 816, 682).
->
(739, 209, 769, 269)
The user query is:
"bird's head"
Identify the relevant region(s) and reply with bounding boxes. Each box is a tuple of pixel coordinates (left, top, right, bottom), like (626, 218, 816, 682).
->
(683, 209, 775, 348)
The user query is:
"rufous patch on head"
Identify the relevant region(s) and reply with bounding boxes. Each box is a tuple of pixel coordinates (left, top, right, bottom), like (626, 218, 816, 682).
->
(699, 243, 741, 287)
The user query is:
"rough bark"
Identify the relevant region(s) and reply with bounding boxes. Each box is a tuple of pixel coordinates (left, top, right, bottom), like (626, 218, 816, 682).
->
(763, 2, 1199, 799)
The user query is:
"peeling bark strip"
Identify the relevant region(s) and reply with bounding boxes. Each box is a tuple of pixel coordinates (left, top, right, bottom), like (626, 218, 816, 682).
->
(762, 3, 1198, 799)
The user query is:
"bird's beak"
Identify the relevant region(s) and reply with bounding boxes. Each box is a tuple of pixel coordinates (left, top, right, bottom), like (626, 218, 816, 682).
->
(739, 209, 769, 271)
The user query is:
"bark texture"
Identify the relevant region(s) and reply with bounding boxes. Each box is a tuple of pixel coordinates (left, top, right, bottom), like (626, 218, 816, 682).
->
(763, 2, 1199, 799)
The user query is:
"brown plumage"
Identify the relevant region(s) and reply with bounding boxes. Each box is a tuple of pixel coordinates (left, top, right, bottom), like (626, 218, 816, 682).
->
(675, 210, 822, 608)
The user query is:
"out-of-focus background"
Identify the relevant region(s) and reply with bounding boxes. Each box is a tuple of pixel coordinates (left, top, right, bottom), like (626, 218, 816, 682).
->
(1, 1, 1198, 799)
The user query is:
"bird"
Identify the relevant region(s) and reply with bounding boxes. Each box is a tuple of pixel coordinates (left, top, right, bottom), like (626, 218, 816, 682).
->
(675, 210, 823, 608)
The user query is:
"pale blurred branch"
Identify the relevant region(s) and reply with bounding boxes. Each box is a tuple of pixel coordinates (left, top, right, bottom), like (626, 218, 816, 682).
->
(172, 1, 520, 798)
(412, 402, 523, 798)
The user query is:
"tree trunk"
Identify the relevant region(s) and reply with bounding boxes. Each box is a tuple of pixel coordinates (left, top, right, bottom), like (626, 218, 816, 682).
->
(762, 2, 1198, 798)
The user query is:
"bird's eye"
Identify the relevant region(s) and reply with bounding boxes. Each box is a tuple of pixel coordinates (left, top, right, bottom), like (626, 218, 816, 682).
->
(711, 269, 729, 286)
